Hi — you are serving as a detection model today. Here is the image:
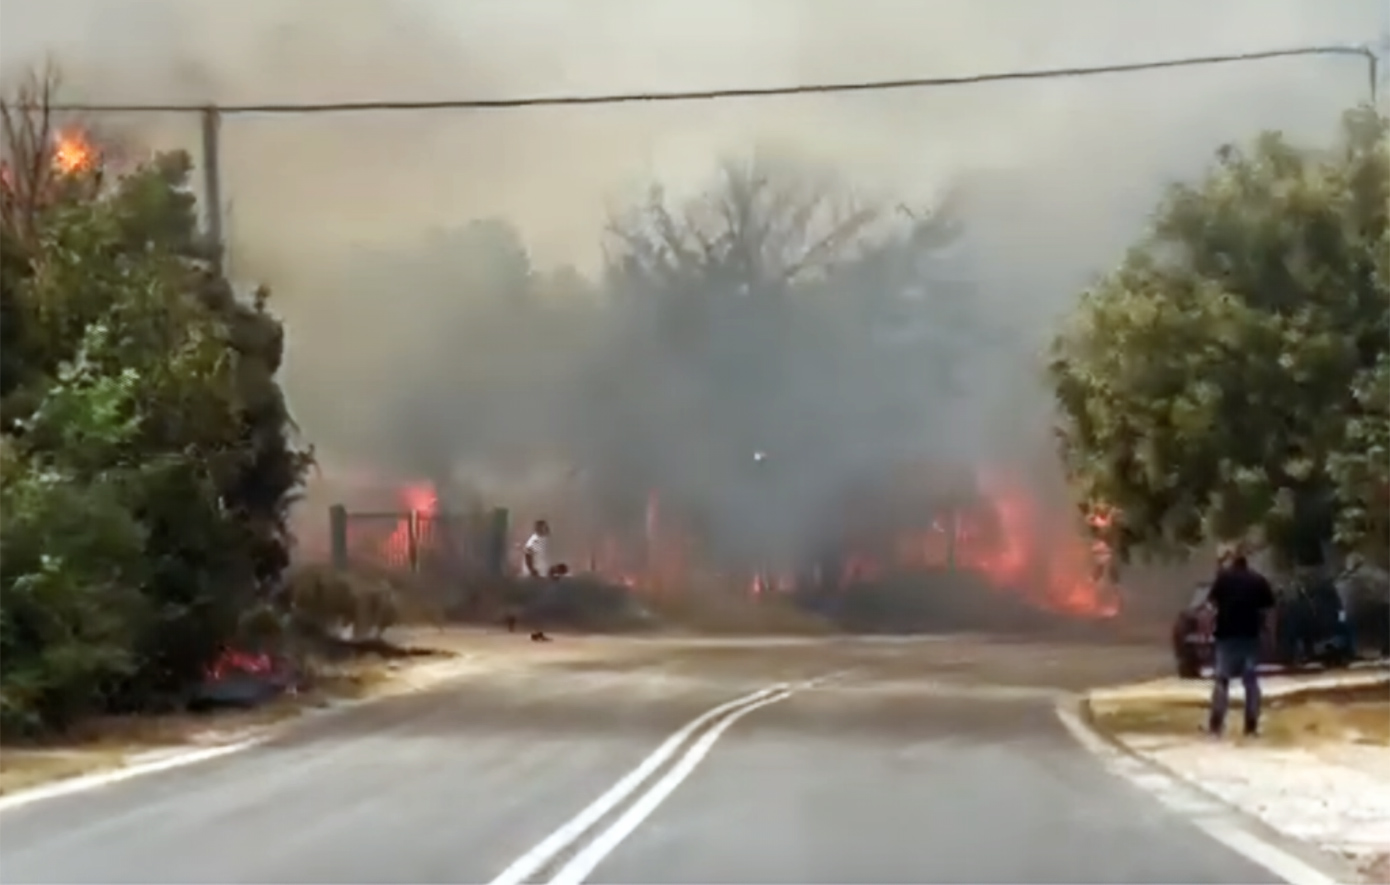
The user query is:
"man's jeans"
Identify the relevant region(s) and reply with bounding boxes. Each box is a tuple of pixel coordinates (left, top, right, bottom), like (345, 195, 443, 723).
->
(1210, 637, 1262, 734)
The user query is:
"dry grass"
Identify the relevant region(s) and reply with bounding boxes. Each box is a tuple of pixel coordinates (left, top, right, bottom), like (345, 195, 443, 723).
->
(0, 749, 128, 795)
(0, 699, 306, 796)
(0, 648, 458, 796)
(1089, 684, 1390, 746)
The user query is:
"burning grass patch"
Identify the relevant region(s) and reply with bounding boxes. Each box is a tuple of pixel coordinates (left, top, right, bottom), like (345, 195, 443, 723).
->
(1088, 683, 1390, 746)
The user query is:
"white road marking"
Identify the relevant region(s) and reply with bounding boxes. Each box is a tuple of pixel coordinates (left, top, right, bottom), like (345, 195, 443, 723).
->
(0, 739, 264, 814)
(485, 683, 789, 885)
(546, 688, 797, 885)
(1054, 704, 1341, 885)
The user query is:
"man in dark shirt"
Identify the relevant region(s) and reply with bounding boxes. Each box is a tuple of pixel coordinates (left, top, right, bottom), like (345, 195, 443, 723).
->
(1205, 553, 1277, 736)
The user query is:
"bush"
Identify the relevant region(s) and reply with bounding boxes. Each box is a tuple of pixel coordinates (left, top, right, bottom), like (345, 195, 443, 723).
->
(285, 563, 400, 642)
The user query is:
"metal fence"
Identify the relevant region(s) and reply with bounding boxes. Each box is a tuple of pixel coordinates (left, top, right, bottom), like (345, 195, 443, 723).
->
(328, 504, 511, 578)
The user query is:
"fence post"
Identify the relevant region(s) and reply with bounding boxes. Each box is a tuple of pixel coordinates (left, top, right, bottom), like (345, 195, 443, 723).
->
(946, 510, 957, 572)
(407, 510, 420, 574)
(329, 504, 348, 571)
(486, 507, 509, 576)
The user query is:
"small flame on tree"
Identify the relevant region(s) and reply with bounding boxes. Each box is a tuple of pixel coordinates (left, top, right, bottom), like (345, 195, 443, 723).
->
(1, 68, 109, 241)
(51, 127, 97, 175)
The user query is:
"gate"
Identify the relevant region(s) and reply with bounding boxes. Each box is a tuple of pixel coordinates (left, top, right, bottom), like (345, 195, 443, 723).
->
(328, 504, 511, 578)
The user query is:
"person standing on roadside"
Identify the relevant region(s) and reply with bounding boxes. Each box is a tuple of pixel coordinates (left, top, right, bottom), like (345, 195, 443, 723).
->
(522, 519, 550, 580)
(521, 519, 556, 641)
(1205, 550, 1277, 736)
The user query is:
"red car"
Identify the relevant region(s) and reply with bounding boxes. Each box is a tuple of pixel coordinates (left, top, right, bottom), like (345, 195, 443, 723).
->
(1171, 584, 1218, 678)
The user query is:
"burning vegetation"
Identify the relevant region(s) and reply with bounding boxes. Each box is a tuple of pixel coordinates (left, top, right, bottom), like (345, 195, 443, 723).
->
(0, 81, 103, 222)
(350, 464, 1120, 630)
(321, 157, 1127, 633)
(782, 467, 1120, 621)
(50, 127, 97, 175)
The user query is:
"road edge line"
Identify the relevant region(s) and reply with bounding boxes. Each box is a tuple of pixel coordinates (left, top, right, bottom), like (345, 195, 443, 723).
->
(0, 653, 502, 814)
(1053, 697, 1349, 885)
(546, 688, 796, 885)
(0, 738, 264, 814)
(486, 683, 789, 885)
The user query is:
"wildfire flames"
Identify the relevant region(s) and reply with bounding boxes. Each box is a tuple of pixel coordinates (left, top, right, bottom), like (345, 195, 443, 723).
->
(0, 127, 98, 191)
(52, 128, 97, 175)
(367, 469, 1120, 621)
(743, 474, 1119, 619)
(955, 475, 1119, 618)
(604, 471, 1118, 620)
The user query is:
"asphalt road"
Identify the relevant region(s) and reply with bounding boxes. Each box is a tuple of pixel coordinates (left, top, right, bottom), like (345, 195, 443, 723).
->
(0, 636, 1304, 884)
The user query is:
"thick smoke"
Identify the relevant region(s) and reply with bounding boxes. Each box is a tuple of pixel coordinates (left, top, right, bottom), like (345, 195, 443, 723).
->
(1, 0, 1382, 567)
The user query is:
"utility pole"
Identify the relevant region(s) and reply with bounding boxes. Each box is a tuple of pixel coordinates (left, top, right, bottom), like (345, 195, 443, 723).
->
(1374, 1, 1390, 106)
(199, 104, 225, 276)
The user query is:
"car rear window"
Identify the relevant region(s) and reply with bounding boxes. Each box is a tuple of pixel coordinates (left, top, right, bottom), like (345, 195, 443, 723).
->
(1189, 583, 1211, 607)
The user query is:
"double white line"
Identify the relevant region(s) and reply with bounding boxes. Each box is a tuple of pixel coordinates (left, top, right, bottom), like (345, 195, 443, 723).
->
(488, 678, 827, 885)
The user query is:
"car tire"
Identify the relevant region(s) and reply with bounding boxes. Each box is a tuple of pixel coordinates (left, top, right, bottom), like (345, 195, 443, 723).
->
(1322, 646, 1353, 670)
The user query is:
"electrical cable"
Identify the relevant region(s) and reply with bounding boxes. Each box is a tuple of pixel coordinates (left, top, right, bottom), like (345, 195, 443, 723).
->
(37, 45, 1377, 116)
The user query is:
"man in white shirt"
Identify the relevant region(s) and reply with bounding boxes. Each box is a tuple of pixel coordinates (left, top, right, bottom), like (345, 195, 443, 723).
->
(522, 519, 550, 579)
(520, 519, 558, 641)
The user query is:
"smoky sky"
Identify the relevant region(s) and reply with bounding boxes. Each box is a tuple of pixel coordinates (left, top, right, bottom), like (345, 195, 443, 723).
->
(1, 0, 1383, 561)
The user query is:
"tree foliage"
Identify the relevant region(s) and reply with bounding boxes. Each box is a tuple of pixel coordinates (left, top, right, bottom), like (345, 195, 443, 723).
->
(1049, 106, 1389, 569)
(0, 74, 312, 735)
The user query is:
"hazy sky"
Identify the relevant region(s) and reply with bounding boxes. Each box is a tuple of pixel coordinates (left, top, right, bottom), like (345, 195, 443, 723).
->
(1, 0, 1384, 519)
(1, 0, 1382, 270)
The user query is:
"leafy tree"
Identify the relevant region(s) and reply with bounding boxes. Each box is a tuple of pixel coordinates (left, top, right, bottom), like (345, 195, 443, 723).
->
(0, 73, 312, 733)
(1049, 106, 1389, 569)
(1330, 348, 1390, 566)
(0, 346, 150, 733)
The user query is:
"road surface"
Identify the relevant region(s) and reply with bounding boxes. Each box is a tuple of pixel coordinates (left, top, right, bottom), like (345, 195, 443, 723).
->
(0, 635, 1326, 884)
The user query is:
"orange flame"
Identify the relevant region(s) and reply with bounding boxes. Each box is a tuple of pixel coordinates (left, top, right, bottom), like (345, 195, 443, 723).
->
(958, 474, 1119, 618)
(52, 128, 97, 175)
(378, 483, 439, 566)
(831, 472, 1120, 619)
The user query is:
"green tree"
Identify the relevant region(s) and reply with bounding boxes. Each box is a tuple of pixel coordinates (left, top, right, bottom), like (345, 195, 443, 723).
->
(1049, 106, 1389, 569)
(0, 346, 151, 733)
(0, 74, 312, 732)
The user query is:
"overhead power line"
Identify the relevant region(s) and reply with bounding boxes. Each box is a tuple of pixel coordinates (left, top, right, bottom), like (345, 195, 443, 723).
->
(41, 44, 1379, 115)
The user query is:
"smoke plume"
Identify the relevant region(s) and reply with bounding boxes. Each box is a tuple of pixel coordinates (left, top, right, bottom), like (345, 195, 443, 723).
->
(1, 0, 1381, 569)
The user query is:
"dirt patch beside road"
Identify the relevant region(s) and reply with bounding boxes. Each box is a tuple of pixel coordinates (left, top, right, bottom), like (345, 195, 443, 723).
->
(1090, 683, 1389, 746)
(0, 697, 308, 796)
(642, 592, 834, 636)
